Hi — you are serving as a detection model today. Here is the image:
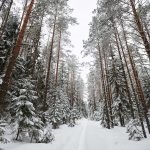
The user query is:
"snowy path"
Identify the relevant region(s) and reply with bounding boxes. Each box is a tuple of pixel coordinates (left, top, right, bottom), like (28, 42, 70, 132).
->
(1, 119, 150, 150)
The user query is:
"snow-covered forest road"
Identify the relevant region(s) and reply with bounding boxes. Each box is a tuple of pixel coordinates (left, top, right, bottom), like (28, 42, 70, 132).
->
(1, 119, 150, 150)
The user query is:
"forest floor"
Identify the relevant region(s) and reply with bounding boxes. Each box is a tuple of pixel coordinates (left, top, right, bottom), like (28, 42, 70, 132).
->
(1, 119, 150, 150)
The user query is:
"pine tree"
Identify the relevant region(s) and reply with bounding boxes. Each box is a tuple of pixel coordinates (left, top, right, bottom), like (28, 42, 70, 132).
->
(69, 103, 80, 127)
(0, 14, 18, 76)
(6, 57, 41, 142)
(109, 58, 129, 126)
(59, 88, 70, 124)
(49, 89, 62, 129)
(0, 119, 9, 143)
(127, 119, 144, 141)
(10, 77, 39, 141)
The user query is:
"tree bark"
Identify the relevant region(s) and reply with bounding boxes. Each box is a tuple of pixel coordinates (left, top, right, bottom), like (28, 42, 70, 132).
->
(104, 46, 114, 128)
(18, 0, 29, 32)
(97, 42, 110, 129)
(55, 30, 62, 87)
(43, 9, 57, 110)
(32, 11, 45, 76)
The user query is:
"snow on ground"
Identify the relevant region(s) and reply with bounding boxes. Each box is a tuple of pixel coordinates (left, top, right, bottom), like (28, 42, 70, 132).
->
(0, 119, 150, 150)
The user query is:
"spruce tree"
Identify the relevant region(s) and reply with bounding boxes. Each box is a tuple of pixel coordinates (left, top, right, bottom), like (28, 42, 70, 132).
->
(0, 14, 18, 76)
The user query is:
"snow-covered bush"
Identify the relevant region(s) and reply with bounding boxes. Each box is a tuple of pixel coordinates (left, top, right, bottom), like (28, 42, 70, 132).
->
(91, 111, 101, 121)
(101, 106, 110, 128)
(68, 119, 75, 127)
(9, 78, 46, 142)
(49, 87, 73, 128)
(127, 119, 144, 141)
(59, 90, 70, 124)
(112, 97, 126, 127)
(0, 120, 10, 143)
(36, 124, 54, 143)
(39, 131, 54, 143)
(49, 96, 62, 129)
(32, 129, 54, 144)
(13, 99, 37, 141)
(29, 118, 44, 143)
(0, 121, 5, 139)
(68, 104, 80, 127)
(101, 118, 108, 128)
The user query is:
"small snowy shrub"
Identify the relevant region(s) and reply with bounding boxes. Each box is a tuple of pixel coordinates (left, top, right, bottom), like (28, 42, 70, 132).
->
(49, 90, 62, 129)
(127, 119, 144, 141)
(68, 104, 80, 127)
(0, 121, 5, 138)
(37, 125, 54, 143)
(101, 119, 108, 128)
(39, 131, 54, 143)
(92, 111, 101, 121)
(101, 107, 109, 128)
(0, 120, 10, 143)
(68, 119, 75, 127)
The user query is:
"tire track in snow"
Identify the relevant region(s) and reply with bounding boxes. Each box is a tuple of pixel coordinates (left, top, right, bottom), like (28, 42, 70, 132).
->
(77, 119, 88, 150)
(60, 119, 87, 150)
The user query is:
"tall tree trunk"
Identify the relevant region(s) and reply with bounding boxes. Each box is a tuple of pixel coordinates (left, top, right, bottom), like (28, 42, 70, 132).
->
(20, 20, 34, 57)
(129, 0, 150, 59)
(32, 11, 45, 76)
(0, 0, 13, 39)
(43, 10, 57, 110)
(18, 0, 29, 32)
(92, 82, 96, 112)
(97, 42, 110, 129)
(70, 70, 75, 108)
(93, 91, 97, 112)
(104, 47, 114, 128)
(118, 103, 125, 127)
(121, 20, 150, 134)
(55, 30, 62, 87)
(0, 0, 35, 112)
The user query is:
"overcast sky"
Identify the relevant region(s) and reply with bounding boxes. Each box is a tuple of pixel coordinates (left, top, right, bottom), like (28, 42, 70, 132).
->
(68, 0, 97, 101)
(68, 0, 97, 81)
